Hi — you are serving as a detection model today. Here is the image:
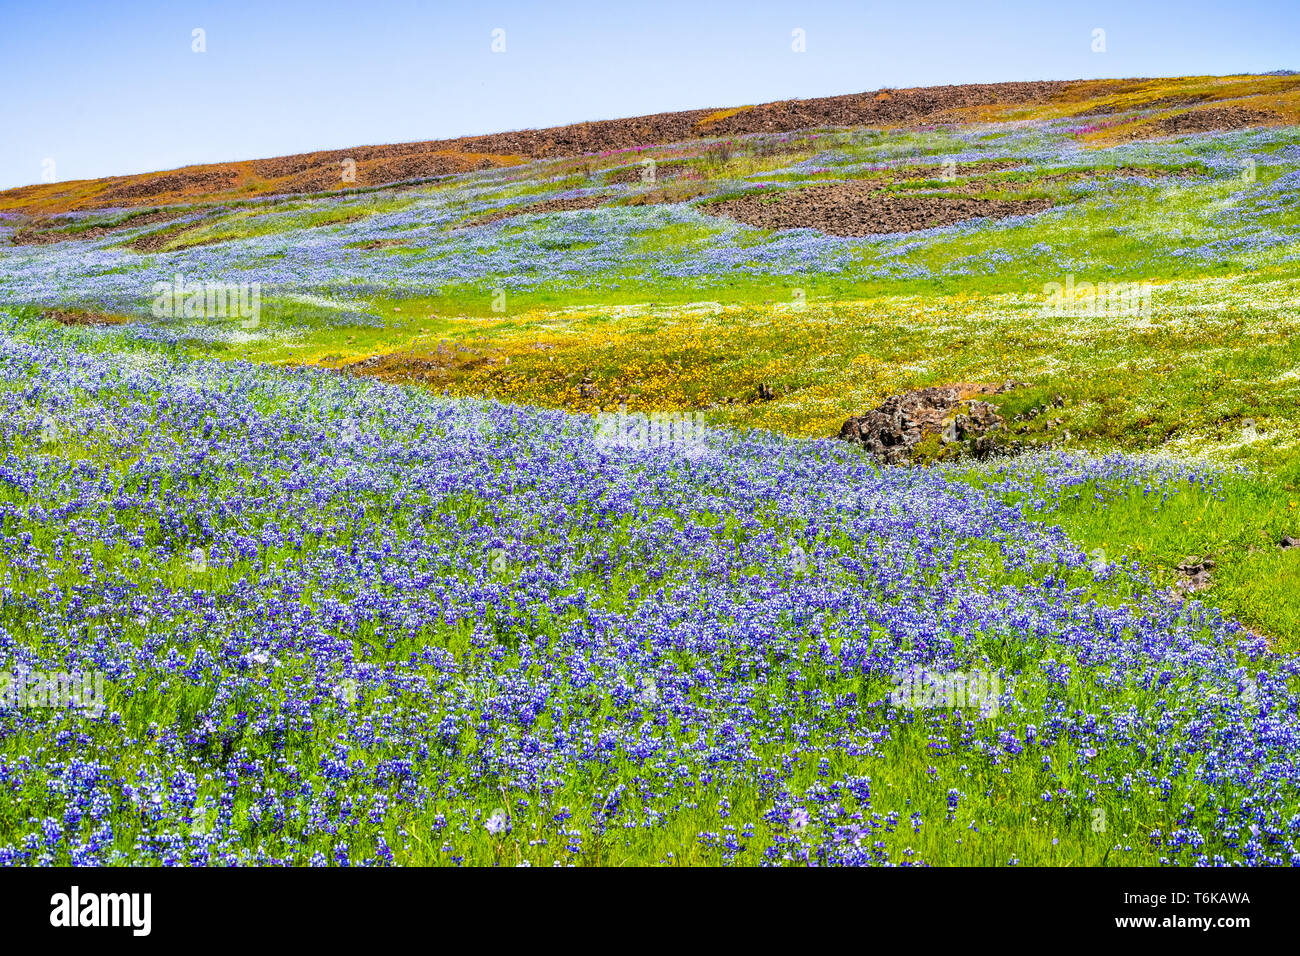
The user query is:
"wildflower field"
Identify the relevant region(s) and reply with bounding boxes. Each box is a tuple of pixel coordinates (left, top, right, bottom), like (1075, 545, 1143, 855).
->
(1, 73, 1299, 867)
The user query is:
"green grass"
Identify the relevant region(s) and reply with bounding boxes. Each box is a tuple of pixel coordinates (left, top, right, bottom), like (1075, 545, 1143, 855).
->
(3, 388, 1277, 864)
(964, 461, 1300, 650)
(4, 111, 1300, 866)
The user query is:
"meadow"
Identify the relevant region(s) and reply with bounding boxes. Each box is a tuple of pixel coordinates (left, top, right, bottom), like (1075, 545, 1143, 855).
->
(0, 74, 1298, 865)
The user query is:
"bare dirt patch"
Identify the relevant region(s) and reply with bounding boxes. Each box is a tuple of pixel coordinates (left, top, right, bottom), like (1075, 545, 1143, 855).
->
(1149, 105, 1278, 135)
(706, 182, 1052, 236)
(459, 194, 607, 228)
(1083, 93, 1218, 116)
(620, 182, 714, 206)
(99, 169, 241, 203)
(889, 159, 1030, 180)
(349, 238, 413, 250)
(605, 159, 695, 184)
(278, 151, 513, 194)
(1035, 165, 1198, 182)
(125, 222, 211, 253)
(43, 309, 128, 326)
(127, 206, 374, 252)
(891, 164, 1197, 196)
(342, 346, 504, 386)
(11, 208, 194, 246)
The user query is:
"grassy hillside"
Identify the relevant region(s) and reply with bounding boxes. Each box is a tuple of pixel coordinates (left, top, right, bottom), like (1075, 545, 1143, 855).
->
(1, 75, 1298, 867)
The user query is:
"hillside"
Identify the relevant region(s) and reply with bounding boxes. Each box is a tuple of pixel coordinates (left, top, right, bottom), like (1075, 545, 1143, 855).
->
(3, 73, 1298, 215)
(2, 70, 1300, 868)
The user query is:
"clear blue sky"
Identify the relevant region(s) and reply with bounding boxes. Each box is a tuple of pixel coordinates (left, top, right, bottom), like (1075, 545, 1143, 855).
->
(1, 0, 1297, 190)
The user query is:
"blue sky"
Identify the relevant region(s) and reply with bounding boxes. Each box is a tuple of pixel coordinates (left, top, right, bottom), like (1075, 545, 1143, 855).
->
(1, 0, 1297, 190)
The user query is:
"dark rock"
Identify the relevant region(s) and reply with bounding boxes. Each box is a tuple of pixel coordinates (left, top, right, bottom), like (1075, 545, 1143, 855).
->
(838, 382, 1019, 464)
(1176, 569, 1212, 592)
(1281, 536, 1299, 549)
(1176, 556, 1215, 592)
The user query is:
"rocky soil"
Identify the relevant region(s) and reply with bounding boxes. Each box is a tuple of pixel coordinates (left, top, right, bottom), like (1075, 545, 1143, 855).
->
(708, 183, 1052, 236)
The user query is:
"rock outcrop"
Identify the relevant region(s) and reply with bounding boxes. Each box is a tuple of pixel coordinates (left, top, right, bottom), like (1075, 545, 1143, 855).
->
(838, 382, 1023, 464)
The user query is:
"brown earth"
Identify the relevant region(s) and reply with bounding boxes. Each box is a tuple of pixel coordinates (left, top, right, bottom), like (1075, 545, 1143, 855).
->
(890, 164, 1197, 197)
(1149, 106, 1277, 135)
(279, 150, 513, 194)
(349, 239, 412, 250)
(43, 310, 128, 326)
(858, 160, 1032, 194)
(882, 159, 1030, 179)
(1084, 93, 1218, 115)
(98, 169, 240, 202)
(459, 181, 709, 226)
(126, 205, 376, 252)
(1093, 104, 1289, 144)
(605, 159, 695, 184)
(706, 182, 1053, 236)
(458, 193, 608, 228)
(125, 222, 220, 253)
(10, 207, 194, 246)
(343, 346, 502, 385)
(1035, 164, 1198, 181)
(621, 182, 715, 206)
